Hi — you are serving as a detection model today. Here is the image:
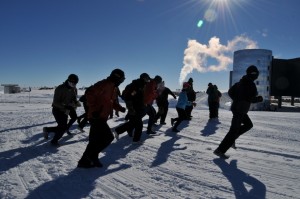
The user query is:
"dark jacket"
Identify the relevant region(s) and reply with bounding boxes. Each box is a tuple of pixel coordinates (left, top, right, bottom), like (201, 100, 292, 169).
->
(207, 85, 222, 103)
(230, 75, 261, 114)
(156, 87, 176, 106)
(52, 81, 77, 113)
(122, 78, 147, 114)
(206, 85, 215, 103)
(186, 87, 196, 102)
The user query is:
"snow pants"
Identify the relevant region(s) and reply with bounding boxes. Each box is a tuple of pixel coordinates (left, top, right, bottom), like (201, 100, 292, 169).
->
(173, 107, 187, 130)
(185, 105, 193, 118)
(217, 111, 253, 154)
(146, 105, 157, 131)
(115, 110, 146, 142)
(78, 102, 89, 129)
(209, 101, 219, 119)
(155, 102, 169, 124)
(67, 107, 77, 130)
(81, 119, 114, 161)
(48, 107, 68, 144)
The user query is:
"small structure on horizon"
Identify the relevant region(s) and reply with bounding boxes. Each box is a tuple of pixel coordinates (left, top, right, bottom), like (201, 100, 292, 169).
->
(1, 84, 21, 94)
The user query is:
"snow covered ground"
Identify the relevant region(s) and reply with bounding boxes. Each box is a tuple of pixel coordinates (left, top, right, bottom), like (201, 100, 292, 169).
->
(0, 89, 299, 199)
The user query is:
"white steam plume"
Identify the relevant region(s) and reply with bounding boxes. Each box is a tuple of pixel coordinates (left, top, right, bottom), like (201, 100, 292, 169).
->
(179, 35, 258, 85)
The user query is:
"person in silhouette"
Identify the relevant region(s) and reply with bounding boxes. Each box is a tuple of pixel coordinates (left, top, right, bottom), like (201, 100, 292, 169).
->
(43, 74, 79, 146)
(77, 69, 126, 168)
(114, 73, 150, 144)
(144, 75, 162, 134)
(214, 65, 263, 159)
(185, 78, 196, 119)
(77, 86, 92, 132)
(171, 82, 195, 132)
(207, 84, 222, 120)
(155, 81, 177, 125)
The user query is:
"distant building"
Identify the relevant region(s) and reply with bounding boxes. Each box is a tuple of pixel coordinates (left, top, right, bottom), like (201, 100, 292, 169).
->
(1, 84, 21, 94)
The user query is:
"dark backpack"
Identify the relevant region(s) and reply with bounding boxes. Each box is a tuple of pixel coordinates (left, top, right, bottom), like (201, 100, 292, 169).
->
(187, 89, 196, 101)
(121, 83, 134, 101)
(79, 86, 93, 103)
(79, 94, 86, 103)
(228, 82, 240, 100)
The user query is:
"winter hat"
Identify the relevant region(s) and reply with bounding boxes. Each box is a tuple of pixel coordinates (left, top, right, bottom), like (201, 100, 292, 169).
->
(246, 65, 259, 75)
(140, 73, 150, 82)
(246, 65, 259, 80)
(208, 82, 212, 87)
(68, 74, 79, 84)
(109, 69, 125, 86)
(154, 75, 162, 84)
(188, 78, 193, 83)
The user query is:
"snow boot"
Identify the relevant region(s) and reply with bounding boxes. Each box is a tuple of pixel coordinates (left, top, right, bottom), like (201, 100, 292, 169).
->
(213, 149, 230, 159)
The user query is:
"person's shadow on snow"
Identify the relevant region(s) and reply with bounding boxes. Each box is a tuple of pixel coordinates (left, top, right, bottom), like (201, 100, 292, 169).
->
(213, 159, 266, 199)
(24, 164, 131, 199)
(0, 121, 56, 134)
(151, 130, 187, 167)
(200, 120, 220, 136)
(24, 136, 138, 199)
(0, 132, 81, 174)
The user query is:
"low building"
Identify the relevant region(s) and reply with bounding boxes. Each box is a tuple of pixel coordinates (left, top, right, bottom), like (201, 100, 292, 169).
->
(1, 84, 21, 94)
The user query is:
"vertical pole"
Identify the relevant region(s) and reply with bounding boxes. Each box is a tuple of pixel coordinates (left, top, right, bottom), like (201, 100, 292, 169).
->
(28, 87, 31, 104)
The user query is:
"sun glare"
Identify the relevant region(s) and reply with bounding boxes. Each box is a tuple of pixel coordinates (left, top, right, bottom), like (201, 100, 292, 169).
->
(208, 0, 232, 19)
(200, 0, 242, 33)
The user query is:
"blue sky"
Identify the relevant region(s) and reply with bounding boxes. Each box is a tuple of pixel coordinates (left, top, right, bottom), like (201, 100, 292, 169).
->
(0, 0, 299, 92)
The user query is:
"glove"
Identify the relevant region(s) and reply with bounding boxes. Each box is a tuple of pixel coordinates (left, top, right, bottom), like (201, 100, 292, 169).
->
(120, 107, 126, 113)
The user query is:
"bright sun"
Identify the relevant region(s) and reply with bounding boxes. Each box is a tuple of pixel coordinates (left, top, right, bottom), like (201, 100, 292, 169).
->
(205, 0, 237, 23)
